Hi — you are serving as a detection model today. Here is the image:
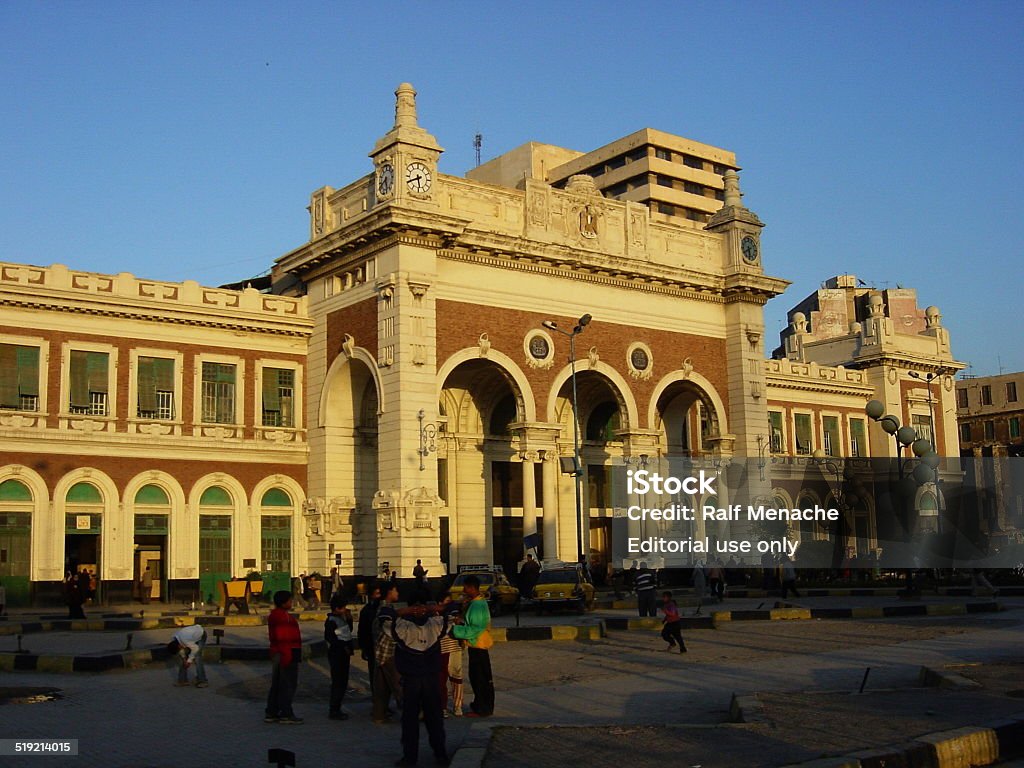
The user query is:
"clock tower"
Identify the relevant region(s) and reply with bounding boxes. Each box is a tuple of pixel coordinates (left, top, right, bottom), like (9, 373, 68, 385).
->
(370, 83, 443, 206)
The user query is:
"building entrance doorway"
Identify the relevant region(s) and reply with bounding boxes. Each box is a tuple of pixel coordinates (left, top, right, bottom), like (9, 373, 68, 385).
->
(134, 537, 166, 602)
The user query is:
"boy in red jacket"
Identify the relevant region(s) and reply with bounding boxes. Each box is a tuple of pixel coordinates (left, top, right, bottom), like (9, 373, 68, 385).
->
(266, 590, 304, 724)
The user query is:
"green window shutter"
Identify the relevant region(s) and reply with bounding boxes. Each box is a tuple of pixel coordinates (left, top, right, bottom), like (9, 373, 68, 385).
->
(263, 368, 281, 411)
(137, 356, 157, 412)
(87, 352, 108, 393)
(154, 357, 174, 391)
(17, 346, 39, 398)
(70, 350, 90, 407)
(0, 345, 17, 407)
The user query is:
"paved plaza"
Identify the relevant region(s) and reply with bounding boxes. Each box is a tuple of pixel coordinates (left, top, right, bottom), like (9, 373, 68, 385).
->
(0, 596, 1023, 767)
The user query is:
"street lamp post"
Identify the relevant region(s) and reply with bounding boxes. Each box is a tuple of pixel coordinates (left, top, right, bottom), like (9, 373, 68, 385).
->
(865, 400, 942, 594)
(542, 314, 592, 567)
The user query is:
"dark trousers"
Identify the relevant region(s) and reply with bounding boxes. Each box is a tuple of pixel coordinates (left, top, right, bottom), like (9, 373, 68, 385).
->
(266, 655, 299, 718)
(661, 620, 686, 649)
(372, 659, 401, 720)
(467, 647, 494, 716)
(637, 590, 657, 617)
(328, 650, 351, 714)
(401, 674, 448, 764)
(710, 578, 724, 601)
(781, 579, 800, 599)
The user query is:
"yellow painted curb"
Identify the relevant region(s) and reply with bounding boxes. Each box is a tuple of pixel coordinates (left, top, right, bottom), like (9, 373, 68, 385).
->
(551, 625, 578, 641)
(0, 654, 14, 671)
(918, 726, 998, 768)
(0, 625, 20, 636)
(223, 615, 262, 627)
(36, 656, 74, 673)
(768, 608, 812, 620)
(711, 611, 732, 623)
(139, 619, 161, 630)
(851, 607, 884, 619)
(577, 624, 604, 640)
(490, 628, 508, 643)
(627, 618, 661, 630)
(926, 604, 966, 616)
(173, 616, 195, 627)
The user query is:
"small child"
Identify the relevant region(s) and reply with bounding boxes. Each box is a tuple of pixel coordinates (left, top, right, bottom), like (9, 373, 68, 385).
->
(660, 590, 687, 653)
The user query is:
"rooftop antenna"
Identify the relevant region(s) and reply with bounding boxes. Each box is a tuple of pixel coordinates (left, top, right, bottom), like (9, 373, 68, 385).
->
(473, 133, 482, 167)
(998, 355, 1004, 375)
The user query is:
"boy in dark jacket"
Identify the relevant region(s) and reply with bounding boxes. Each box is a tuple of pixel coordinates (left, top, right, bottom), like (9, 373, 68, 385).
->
(392, 603, 452, 767)
(324, 596, 354, 720)
(266, 591, 303, 724)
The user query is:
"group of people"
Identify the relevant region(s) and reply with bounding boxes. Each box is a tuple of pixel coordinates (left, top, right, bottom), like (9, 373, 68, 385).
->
(168, 571, 497, 768)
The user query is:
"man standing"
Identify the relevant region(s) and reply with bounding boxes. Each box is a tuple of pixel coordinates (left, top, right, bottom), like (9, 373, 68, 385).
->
(451, 575, 494, 718)
(780, 554, 801, 599)
(140, 566, 154, 604)
(324, 596, 354, 720)
(371, 585, 402, 723)
(518, 553, 541, 598)
(167, 624, 208, 687)
(358, 585, 382, 690)
(265, 590, 303, 724)
(392, 603, 452, 767)
(634, 563, 657, 617)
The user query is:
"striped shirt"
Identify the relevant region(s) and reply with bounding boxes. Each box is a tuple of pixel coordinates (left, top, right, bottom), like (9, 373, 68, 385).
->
(634, 571, 656, 593)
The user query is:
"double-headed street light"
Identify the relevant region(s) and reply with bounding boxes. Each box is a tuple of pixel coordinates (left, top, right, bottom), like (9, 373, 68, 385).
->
(542, 313, 592, 567)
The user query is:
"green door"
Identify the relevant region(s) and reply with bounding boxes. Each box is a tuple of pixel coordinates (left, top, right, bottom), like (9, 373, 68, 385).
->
(0, 513, 31, 606)
(260, 515, 291, 598)
(199, 515, 232, 604)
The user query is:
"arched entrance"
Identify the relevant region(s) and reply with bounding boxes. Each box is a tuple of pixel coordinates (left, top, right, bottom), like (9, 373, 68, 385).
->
(317, 353, 381, 576)
(440, 358, 530, 575)
(0, 478, 33, 606)
(555, 369, 630, 579)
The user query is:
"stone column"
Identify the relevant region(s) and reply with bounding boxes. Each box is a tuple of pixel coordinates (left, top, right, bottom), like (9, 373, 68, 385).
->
(521, 452, 537, 539)
(541, 451, 559, 560)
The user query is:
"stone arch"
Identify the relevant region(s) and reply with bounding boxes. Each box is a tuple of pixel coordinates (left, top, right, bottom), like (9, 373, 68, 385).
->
(647, 370, 729, 440)
(319, 348, 384, 429)
(54, 468, 123, 582)
(437, 348, 537, 424)
(249, 474, 306, 588)
(189, 473, 249, 584)
(124, 471, 186, 582)
(0, 466, 49, 585)
(545, 360, 639, 430)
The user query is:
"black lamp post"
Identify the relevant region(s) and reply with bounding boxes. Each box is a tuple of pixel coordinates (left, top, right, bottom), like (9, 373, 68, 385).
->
(812, 449, 856, 570)
(865, 399, 942, 592)
(542, 314, 592, 566)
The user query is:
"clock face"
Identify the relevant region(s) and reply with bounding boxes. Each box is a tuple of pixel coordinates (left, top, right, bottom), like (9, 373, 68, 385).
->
(405, 161, 432, 194)
(377, 163, 394, 197)
(741, 236, 759, 263)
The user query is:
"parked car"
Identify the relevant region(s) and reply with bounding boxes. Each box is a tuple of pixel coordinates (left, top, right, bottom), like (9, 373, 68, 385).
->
(533, 565, 595, 613)
(449, 569, 520, 615)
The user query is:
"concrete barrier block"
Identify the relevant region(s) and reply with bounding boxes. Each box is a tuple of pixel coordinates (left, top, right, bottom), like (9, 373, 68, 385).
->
(550, 625, 577, 641)
(917, 726, 998, 768)
(36, 655, 74, 673)
(769, 608, 812, 620)
(490, 628, 507, 643)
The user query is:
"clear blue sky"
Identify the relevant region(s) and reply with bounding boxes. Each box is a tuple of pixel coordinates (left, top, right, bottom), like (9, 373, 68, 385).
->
(2, 2, 1021, 374)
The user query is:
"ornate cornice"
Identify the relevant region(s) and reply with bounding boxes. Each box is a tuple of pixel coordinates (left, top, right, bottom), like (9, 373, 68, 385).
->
(0, 296, 313, 337)
(438, 248, 726, 304)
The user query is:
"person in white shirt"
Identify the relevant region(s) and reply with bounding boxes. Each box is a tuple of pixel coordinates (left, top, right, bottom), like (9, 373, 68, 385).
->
(167, 624, 208, 687)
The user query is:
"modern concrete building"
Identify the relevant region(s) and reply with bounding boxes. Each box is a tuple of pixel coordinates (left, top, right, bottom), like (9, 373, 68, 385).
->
(0, 84, 969, 604)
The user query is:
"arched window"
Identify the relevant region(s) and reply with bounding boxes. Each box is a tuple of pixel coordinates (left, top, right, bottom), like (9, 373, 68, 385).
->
(586, 402, 620, 442)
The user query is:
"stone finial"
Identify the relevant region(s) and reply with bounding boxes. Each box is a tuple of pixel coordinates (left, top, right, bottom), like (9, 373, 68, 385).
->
(867, 293, 885, 318)
(395, 83, 418, 128)
(723, 170, 742, 207)
(565, 175, 600, 196)
(790, 311, 808, 334)
(925, 305, 942, 329)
